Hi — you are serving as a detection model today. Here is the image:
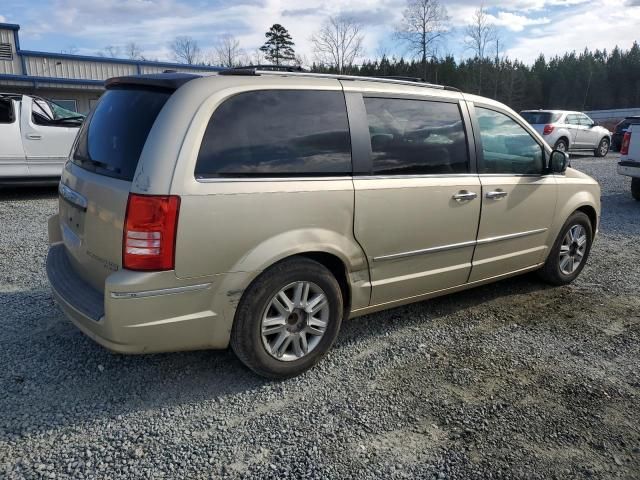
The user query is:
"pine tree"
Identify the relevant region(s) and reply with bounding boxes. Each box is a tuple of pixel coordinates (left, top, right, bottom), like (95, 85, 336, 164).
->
(259, 24, 296, 66)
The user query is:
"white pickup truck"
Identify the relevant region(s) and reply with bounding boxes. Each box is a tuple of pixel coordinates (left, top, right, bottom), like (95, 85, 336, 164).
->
(618, 123, 640, 201)
(0, 93, 84, 183)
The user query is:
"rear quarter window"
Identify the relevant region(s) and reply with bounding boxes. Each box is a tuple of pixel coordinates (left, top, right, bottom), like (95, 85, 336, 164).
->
(73, 88, 170, 181)
(520, 112, 561, 124)
(195, 90, 352, 178)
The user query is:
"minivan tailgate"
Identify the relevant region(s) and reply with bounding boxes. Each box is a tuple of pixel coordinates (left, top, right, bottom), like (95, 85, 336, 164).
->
(58, 163, 130, 291)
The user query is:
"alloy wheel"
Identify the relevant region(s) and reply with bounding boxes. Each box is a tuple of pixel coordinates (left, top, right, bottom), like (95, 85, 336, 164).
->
(559, 224, 588, 275)
(261, 281, 330, 362)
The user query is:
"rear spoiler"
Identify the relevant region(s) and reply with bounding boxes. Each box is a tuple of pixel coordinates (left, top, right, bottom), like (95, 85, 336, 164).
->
(105, 73, 202, 91)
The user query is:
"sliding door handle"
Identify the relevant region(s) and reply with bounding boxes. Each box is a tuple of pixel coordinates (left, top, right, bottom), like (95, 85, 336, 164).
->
(452, 190, 478, 202)
(26, 133, 42, 140)
(486, 190, 508, 199)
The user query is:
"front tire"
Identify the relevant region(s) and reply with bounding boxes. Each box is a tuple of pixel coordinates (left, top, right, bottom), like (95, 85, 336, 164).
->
(632, 178, 640, 201)
(594, 137, 610, 157)
(538, 211, 593, 286)
(230, 257, 344, 379)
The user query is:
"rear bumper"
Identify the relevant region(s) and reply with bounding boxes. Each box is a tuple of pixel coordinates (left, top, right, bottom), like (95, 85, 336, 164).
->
(618, 161, 640, 178)
(46, 237, 249, 354)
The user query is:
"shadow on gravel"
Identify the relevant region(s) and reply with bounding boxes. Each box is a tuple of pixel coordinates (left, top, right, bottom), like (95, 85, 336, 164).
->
(0, 274, 552, 435)
(0, 185, 58, 201)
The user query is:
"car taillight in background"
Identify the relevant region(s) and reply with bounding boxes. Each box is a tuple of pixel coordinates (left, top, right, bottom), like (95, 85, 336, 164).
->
(543, 124, 555, 135)
(620, 132, 632, 155)
(123, 194, 180, 271)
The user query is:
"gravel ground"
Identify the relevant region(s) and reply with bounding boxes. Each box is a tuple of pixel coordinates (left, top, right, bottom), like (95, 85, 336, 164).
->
(0, 154, 639, 479)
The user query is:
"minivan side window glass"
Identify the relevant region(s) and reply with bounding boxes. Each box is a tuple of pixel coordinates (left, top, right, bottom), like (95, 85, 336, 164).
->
(476, 107, 544, 175)
(195, 90, 351, 178)
(0, 99, 13, 123)
(363, 97, 469, 175)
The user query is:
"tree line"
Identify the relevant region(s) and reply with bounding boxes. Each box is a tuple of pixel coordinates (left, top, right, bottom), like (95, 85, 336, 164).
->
(84, 0, 640, 110)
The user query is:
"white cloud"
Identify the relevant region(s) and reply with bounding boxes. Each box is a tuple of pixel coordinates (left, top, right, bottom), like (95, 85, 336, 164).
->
(505, 0, 640, 62)
(0, 15, 6, 22)
(490, 12, 550, 32)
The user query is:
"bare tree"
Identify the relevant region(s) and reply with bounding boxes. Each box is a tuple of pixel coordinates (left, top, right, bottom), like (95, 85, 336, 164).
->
(464, 5, 497, 94)
(250, 48, 266, 65)
(103, 45, 120, 57)
(170, 36, 201, 65)
(213, 34, 244, 67)
(395, 0, 449, 80)
(464, 5, 496, 59)
(61, 45, 79, 55)
(312, 16, 365, 74)
(125, 41, 145, 60)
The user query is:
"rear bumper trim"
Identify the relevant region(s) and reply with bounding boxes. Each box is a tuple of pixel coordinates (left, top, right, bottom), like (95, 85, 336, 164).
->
(47, 244, 105, 321)
(110, 283, 212, 299)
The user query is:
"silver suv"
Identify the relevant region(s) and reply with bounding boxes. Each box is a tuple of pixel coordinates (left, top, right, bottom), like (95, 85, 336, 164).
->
(520, 110, 611, 157)
(47, 70, 601, 378)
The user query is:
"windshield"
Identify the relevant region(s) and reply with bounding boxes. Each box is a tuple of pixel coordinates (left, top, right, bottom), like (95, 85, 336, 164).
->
(32, 97, 85, 124)
(49, 101, 84, 120)
(520, 111, 562, 125)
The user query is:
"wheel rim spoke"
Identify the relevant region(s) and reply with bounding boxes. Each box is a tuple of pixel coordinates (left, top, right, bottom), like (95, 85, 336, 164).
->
(261, 281, 330, 362)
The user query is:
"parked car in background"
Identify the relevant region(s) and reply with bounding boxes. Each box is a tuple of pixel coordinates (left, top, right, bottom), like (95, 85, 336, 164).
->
(612, 116, 640, 152)
(47, 71, 600, 378)
(0, 93, 84, 183)
(617, 123, 640, 200)
(520, 109, 611, 157)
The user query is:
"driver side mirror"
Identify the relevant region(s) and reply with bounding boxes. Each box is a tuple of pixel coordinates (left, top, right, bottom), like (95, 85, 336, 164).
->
(550, 150, 569, 173)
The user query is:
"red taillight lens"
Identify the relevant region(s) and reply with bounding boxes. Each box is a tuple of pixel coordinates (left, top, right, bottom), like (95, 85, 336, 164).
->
(123, 194, 180, 271)
(621, 132, 631, 155)
(543, 124, 554, 135)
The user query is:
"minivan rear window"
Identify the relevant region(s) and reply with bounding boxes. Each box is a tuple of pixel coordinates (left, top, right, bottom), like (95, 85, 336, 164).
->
(520, 111, 561, 125)
(73, 88, 170, 181)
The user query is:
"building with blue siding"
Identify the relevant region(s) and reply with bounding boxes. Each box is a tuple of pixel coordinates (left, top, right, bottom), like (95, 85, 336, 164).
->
(0, 23, 221, 113)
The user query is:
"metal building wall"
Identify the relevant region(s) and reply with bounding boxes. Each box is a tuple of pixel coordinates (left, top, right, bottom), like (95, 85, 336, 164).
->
(0, 27, 22, 75)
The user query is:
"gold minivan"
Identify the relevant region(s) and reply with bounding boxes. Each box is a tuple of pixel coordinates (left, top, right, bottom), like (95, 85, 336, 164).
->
(47, 70, 600, 378)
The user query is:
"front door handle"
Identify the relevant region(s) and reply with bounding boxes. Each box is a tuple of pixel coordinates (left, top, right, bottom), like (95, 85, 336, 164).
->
(26, 133, 42, 140)
(486, 190, 508, 199)
(452, 190, 478, 202)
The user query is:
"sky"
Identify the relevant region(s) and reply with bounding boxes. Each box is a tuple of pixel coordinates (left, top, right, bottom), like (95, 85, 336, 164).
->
(1, 0, 640, 65)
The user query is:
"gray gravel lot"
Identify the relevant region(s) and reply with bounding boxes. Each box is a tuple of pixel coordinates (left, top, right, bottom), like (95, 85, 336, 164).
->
(0, 154, 639, 479)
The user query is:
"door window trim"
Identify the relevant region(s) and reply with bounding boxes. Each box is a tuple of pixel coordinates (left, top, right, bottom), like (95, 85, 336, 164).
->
(467, 101, 550, 177)
(344, 91, 477, 177)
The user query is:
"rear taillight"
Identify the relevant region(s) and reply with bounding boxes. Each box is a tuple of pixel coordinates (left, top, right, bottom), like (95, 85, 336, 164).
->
(123, 194, 180, 271)
(621, 132, 632, 155)
(543, 124, 554, 135)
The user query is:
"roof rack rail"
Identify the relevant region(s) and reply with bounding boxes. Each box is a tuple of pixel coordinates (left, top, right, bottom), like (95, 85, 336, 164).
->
(221, 64, 306, 75)
(217, 68, 461, 92)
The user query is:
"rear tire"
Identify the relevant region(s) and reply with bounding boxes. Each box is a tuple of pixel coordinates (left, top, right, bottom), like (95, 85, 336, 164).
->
(594, 137, 609, 157)
(554, 138, 568, 153)
(538, 211, 593, 286)
(632, 178, 640, 201)
(230, 257, 343, 379)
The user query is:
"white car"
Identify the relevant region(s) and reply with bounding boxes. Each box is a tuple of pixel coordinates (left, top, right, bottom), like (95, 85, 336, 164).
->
(0, 93, 84, 183)
(520, 110, 611, 157)
(617, 123, 640, 200)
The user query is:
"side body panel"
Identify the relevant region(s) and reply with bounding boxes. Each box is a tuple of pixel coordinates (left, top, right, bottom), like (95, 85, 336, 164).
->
(0, 99, 27, 177)
(162, 77, 372, 315)
(471, 174, 557, 281)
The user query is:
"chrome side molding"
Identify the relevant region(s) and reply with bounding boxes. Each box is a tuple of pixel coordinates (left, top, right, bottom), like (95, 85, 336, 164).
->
(373, 228, 548, 262)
